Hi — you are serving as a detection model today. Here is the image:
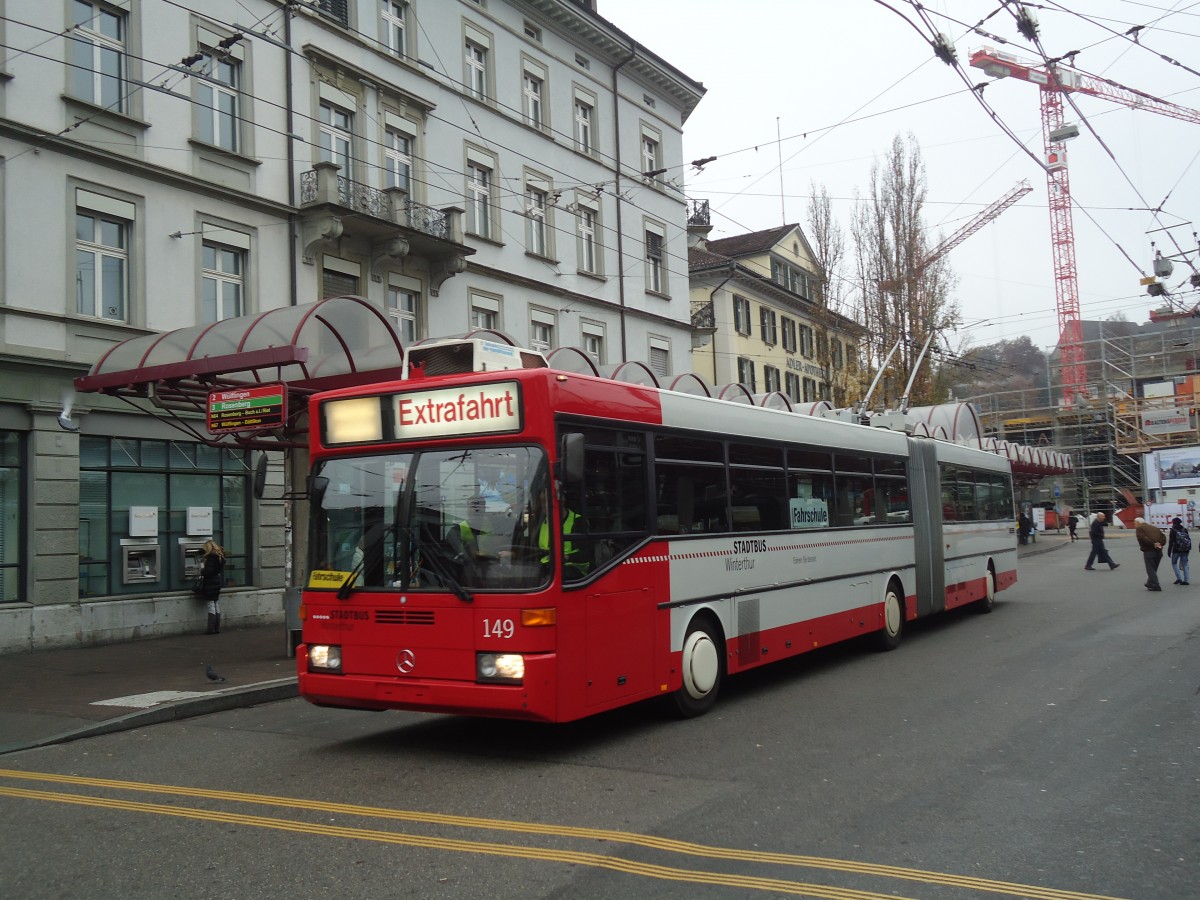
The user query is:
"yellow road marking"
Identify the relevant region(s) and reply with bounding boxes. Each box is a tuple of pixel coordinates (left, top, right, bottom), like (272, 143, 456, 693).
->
(0, 785, 916, 900)
(0, 769, 1127, 900)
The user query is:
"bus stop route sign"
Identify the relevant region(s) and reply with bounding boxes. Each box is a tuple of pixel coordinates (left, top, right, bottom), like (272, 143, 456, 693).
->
(207, 384, 287, 434)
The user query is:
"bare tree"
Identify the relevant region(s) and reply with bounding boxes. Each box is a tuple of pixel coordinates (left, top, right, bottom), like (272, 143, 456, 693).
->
(852, 133, 960, 409)
(805, 181, 861, 406)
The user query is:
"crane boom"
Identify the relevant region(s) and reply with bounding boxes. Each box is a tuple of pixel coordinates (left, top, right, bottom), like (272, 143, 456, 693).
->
(925, 179, 1033, 263)
(969, 46, 1200, 406)
(970, 46, 1200, 125)
(878, 180, 1032, 292)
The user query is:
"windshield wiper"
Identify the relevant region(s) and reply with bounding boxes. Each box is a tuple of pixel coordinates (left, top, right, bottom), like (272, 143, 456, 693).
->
(336, 559, 366, 601)
(416, 541, 473, 602)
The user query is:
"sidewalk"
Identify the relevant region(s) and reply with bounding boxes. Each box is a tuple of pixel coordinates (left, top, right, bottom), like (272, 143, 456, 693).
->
(0, 624, 297, 756)
(0, 534, 1087, 755)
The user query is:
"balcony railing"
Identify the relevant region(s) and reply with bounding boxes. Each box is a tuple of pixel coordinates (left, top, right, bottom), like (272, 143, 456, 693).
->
(687, 198, 710, 227)
(300, 165, 455, 242)
(690, 300, 715, 329)
(405, 201, 449, 240)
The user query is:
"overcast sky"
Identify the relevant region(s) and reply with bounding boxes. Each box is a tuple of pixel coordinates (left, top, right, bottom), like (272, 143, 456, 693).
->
(599, 0, 1200, 355)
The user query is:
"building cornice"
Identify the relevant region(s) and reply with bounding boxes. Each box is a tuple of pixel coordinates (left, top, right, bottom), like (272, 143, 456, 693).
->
(518, 0, 706, 120)
(0, 120, 294, 219)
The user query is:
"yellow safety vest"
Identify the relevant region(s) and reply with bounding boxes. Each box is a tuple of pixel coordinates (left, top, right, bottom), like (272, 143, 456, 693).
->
(539, 510, 588, 573)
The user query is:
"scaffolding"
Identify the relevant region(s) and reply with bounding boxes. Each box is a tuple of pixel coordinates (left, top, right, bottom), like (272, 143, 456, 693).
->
(959, 318, 1200, 512)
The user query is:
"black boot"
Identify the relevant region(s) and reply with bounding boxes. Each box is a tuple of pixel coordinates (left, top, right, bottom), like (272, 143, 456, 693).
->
(206, 613, 217, 635)
(214, 613, 221, 634)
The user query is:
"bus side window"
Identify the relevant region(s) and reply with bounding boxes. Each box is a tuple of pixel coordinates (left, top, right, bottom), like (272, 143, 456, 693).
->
(655, 470, 692, 534)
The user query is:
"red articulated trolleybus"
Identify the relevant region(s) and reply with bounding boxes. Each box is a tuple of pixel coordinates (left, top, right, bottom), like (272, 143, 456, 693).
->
(298, 339, 1017, 722)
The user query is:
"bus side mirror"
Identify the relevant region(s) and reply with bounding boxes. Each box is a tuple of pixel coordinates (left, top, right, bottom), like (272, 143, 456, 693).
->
(252, 453, 269, 500)
(308, 475, 329, 503)
(561, 433, 584, 484)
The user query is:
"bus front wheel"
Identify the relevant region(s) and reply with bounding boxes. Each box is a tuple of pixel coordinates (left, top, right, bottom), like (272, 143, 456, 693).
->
(875, 582, 904, 651)
(670, 618, 723, 718)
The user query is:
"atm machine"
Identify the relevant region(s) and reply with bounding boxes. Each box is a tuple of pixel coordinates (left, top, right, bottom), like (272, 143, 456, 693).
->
(121, 506, 160, 584)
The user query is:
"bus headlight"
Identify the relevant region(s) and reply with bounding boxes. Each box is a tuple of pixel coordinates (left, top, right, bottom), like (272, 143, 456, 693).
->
(477, 652, 524, 684)
(308, 644, 343, 673)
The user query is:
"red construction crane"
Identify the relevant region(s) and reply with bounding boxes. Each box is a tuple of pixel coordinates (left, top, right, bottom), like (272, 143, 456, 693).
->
(879, 179, 1032, 292)
(970, 46, 1200, 406)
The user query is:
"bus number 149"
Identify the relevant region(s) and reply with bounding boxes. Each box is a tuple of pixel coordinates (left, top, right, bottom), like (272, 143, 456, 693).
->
(483, 618, 515, 639)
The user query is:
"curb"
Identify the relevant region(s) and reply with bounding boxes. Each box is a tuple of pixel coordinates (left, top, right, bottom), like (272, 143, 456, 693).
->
(0, 677, 298, 756)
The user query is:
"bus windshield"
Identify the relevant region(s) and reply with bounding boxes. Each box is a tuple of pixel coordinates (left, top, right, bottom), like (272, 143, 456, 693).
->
(310, 445, 550, 593)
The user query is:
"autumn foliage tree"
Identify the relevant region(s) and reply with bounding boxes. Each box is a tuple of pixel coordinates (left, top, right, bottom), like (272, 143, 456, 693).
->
(852, 133, 960, 409)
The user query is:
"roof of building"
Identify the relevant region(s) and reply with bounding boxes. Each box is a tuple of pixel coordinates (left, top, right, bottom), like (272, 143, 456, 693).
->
(704, 224, 797, 259)
(687, 246, 733, 269)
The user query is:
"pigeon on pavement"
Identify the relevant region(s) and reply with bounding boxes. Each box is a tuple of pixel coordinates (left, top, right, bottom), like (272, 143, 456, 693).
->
(204, 663, 226, 683)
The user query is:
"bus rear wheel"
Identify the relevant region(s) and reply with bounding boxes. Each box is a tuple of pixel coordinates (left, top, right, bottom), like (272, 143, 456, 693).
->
(670, 618, 723, 718)
(974, 567, 996, 614)
(874, 582, 904, 651)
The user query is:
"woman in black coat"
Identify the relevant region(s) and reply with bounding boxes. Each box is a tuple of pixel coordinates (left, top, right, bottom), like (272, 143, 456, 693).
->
(201, 540, 226, 634)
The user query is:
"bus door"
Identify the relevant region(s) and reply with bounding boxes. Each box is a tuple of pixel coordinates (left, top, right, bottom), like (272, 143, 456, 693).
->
(907, 438, 945, 616)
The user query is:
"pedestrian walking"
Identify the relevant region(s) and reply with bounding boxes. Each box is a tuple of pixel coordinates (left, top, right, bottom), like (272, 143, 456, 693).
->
(1084, 512, 1120, 571)
(1167, 516, 1191, 586)
(1133, 516, 1167, 591)
(1018, 512, 1032, 546)
(200, 539, 226, 634)
(1067, 513, 1079, 542)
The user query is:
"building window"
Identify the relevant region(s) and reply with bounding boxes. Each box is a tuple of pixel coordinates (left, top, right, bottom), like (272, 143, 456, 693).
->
(772, 258, 811, 298)
(799, 323, 815, 357)
(781, 316, 797, 353)
(78, 436, 251, 599)
(732, 295, 751, 335)
(577, 206, 599, 274)
(76, 208, 128, 322)
(574, 98, 593, 153)
(387, 284, 420, 343)
(645, 229, 665, 294)
(763, 365, 781, 393)
(641, 135, 660, 181)
(523, 21, 542, 42)
(0, 431, 24, 604)
(381, 1, 406, 57)
(465, 40, 488, 99)
(318, 101, 353, 173)
(760, 308, 778, 345)
(583, 327, 605, 364)
(649, 340, 670, 378)
(321, 255, 360, 299)
(70, 0, 126, 109)
(530, 311, 555, 352)
(803, 377, 818, 403)
(526, 185, 548, 257)
(785, 372, 801, 402)
(201, 242, 244, 322)
(314, 0, 350, 26)
(737, 357, 756, 392)
(384, 127, 412, 193)
(523, 72, 543, 128)
(831, 340, 844, 369)
(466, 163, 492, 238)
(470, 292, 500, 330)
(196, 54, 239, 152)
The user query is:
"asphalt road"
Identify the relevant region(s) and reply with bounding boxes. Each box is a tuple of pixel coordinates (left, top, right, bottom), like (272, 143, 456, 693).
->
(1, 541, 1196, 900)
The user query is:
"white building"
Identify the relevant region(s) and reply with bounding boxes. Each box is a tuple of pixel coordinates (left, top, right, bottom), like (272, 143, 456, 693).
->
(0, 0, 704, 650)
